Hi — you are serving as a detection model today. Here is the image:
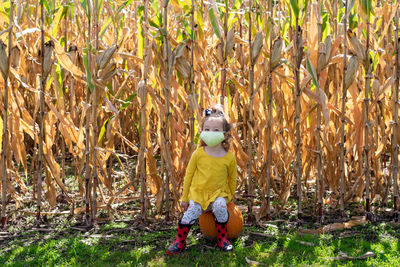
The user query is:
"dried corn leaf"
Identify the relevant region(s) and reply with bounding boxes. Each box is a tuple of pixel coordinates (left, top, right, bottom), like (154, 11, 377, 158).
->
(50, 36, 85, 80)
(299, 217, 366, 235)
(324, 251, 375, 261)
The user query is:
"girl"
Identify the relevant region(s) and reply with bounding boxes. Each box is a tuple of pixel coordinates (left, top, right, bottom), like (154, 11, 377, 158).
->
(166, 106, 237, 255)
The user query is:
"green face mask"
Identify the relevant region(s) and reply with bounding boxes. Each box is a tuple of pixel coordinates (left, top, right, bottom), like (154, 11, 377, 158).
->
(200, 131, 225, 147)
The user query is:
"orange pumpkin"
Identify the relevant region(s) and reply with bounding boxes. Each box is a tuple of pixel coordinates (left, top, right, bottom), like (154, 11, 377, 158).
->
(199, 202, 243, 240)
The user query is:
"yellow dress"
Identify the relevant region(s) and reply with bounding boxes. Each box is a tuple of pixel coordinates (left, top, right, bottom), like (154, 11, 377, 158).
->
(181, 147, 237, 210)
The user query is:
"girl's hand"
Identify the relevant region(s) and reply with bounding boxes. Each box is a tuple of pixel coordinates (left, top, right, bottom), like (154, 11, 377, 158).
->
(180, 201, 189, 211)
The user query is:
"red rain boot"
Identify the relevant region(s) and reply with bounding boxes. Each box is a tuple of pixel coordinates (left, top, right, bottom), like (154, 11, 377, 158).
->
(166, 222, 192, 255)
(216, 220, 233, 252)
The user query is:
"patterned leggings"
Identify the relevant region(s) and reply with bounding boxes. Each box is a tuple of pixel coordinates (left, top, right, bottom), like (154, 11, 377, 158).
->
(181, 197, 228, 225)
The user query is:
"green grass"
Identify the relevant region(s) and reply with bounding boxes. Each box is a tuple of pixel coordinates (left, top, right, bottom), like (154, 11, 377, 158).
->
(0, 221, 399, 266)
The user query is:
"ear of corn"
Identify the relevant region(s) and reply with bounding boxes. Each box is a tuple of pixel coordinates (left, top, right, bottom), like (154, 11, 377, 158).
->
(0, 41, 9, 79)
(317, 35, 332, 72)
(10, 46, 20, 68)
(215, 41, 224, 65)
(173, 42, 191, 80)
(347, 29, 366, 63)
(251, 31, 264, 64)
(317, 42, 326, 73)
(345, 55, 358, 89)
(225, 26, 235, 57)
(98, 62, 117, 82)
(271, 36, 283, 69)
(324, 35, 332, 65)
(43, 40, 54, 79)
(175, 56, 191, 80)
(96, 44, 117, 70)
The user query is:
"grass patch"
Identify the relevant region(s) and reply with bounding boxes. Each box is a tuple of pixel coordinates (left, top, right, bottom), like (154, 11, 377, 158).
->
(0, 222, 399, 266)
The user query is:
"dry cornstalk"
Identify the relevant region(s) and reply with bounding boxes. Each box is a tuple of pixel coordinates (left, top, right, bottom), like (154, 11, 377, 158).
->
(1, 1, 13, 228)
(91, 0, 100, 224)
(0, 39, 8, 228)
(68, 44, 79, 215)
(294, 18, 303, 222)
(339, 0, 349, 218)
(364, 14, 373, 221)
(247, 2, 263, 223)
(189, 0, 195, 150)
(61, 0, 68, 197)
(85, 1, 92, 226)
(316, 0, 323, 222)
(162, 0, 172, 220)
(36, 1, 46, 225)
(139, 0, 150, 221)
(246, 0, 255, 223)
(393, 9, 400, 221)
(265, 0, 273, 221)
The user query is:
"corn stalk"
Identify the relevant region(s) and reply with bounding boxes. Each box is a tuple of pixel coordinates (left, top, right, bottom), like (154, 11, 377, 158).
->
(68, 42, 78, 216)
(84, 0, 92, 226)
(61, 0, 68, 193)
(1, 1, 13, 229)
(265, 0, 274, 221)
(189, 0, 195, 149)
(91, 0, 100, 225)
(363, 7, 373, 221)
(36, 0, 45, 225)
(393, 9, 400, 222)
(316, 0, 323, 222)
(162, 0, 172, 220)
(339, 0, 349, 218)
(139, 0, 149, 221)
(246, 0, 255, 223)
(294, 18, 303, 222)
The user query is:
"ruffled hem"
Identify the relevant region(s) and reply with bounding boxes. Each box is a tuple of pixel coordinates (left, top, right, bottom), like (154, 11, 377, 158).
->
(189, 190, 230, 210)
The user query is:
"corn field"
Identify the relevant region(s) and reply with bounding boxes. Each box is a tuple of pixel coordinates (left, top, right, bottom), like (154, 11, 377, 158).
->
(0, 0, 399, 228)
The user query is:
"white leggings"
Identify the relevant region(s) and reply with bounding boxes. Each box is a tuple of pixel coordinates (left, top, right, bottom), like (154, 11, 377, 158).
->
(181, 197, 228, 224)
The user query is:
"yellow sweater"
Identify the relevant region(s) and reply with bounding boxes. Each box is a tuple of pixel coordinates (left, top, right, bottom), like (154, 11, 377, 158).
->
(181, 147, 237, 210)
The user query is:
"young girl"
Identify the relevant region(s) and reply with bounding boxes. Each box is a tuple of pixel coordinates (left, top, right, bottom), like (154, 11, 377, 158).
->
(166, 106, 237, 255)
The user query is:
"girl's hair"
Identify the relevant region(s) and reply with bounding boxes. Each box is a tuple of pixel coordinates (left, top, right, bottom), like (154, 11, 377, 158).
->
(200, 104, 233, 152)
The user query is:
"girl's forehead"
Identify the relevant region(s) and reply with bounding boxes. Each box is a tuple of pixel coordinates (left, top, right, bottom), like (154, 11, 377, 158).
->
(203, 117, 224, 128)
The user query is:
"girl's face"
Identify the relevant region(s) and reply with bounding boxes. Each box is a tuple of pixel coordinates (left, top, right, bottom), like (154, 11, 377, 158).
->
(202, 117, 224, 132)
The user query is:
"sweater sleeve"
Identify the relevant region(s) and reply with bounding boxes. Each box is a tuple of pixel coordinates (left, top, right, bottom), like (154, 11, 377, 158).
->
(181, 150, 198, 202)
(228, 155, 237, 199)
